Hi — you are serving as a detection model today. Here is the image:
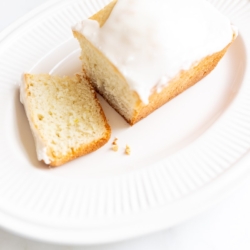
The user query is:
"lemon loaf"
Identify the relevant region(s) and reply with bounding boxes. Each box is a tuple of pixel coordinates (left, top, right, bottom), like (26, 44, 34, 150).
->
(73, 0, 237, 125)
(20, 74, 111, 167)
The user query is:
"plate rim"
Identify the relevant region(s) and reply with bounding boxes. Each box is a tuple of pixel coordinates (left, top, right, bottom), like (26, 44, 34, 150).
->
(0, 0, 250, 245)
(0, 150, 249, 245)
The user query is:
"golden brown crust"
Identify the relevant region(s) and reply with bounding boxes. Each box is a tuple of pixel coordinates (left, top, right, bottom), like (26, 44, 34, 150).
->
(48, 132, 110, 167)
(90, 0, 118, 27)
(130, 44, 232, 125)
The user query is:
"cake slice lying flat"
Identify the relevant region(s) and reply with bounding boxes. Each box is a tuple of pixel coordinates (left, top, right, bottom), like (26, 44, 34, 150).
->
(20, 74, 111, 167)
(73, 0, 237, 125)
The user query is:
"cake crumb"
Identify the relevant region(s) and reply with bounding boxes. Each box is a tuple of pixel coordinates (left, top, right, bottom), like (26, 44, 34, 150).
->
(112, 144, 118, 152)
(112, 138, 118, 145)
(125, 145, 131, 155)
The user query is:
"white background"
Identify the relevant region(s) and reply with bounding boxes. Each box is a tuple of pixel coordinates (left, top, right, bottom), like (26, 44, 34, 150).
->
(1, 0, 250, 249)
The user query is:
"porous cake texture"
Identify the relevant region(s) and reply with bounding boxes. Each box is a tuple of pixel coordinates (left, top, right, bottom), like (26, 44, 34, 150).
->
(21, 74, 111, 166)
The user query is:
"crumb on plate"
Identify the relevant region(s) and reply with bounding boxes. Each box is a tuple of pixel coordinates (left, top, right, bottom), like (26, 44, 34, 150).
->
(112, 144, 119, 152)
(112, 137, 118, 145)
(125, 145, 131, 155)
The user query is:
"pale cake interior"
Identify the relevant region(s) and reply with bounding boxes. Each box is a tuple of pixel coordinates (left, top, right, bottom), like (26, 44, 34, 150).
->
(24, 74, 110, 166)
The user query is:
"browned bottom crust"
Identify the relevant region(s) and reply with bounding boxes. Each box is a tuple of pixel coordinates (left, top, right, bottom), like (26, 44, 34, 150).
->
(47, 131, 111, 167)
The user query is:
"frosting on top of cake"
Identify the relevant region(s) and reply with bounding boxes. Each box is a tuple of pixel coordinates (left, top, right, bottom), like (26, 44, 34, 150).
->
(73, 0, 236, 104)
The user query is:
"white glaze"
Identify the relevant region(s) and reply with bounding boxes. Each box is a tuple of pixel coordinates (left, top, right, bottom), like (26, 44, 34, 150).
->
(20, 77, 51, 165)
(73, 0, 236, 104)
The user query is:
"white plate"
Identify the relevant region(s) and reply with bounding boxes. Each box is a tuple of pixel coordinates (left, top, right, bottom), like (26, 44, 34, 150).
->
(0, 0, 250, 245)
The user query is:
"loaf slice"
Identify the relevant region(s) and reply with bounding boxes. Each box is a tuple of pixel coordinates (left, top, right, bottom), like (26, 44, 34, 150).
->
(20, 74, 111, 167)
(73, 0, 237, 125)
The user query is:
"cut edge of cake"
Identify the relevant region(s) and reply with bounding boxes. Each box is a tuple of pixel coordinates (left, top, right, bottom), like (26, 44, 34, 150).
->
(73, 0, 237, 125)
(20, 73, 111, 167)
